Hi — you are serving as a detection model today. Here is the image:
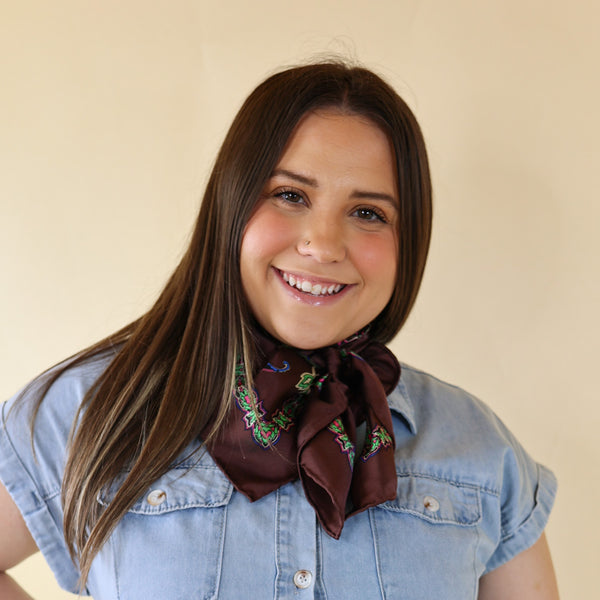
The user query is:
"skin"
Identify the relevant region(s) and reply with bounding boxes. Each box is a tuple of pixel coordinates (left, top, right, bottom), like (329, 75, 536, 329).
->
(478, 533, 560, 599)
(0, 481, 37, 599)
(0, 108, 559, 598)
(240, 109, 399, 350)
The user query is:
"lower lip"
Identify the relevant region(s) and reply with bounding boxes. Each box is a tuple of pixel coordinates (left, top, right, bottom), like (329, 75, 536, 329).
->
(273, 268, 352, 306)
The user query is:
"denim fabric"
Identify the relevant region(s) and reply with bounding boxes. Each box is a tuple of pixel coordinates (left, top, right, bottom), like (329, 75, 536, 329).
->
(0, 358, 556, 599)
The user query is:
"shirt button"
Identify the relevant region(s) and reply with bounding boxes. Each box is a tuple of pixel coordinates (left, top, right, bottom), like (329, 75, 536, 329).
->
(293, 570, 313, 589)
(423, 495, 440, 512)
(147, 489, 167, 506)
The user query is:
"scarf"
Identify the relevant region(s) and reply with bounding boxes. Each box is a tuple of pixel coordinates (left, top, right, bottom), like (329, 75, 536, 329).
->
(206, 329, 400, 539)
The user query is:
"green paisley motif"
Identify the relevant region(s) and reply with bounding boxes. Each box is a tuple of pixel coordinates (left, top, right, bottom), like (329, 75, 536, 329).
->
(360, 424, 393, 461)
(328, 418, 356, 467)
(295, 367, 317, 392)
(233, 361, 313, 448)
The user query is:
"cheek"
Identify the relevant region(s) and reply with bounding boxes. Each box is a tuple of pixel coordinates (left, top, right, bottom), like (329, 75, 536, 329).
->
(353, 234, 398, 292)
(241, 207, 292, 270)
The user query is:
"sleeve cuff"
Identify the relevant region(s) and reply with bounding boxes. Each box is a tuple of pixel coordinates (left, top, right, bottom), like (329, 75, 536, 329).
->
(484, 463, 557, 573)
(0, 412, 84, 594)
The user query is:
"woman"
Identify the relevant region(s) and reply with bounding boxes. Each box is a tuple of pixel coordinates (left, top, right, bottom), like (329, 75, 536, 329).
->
(0, 61, 558, 598)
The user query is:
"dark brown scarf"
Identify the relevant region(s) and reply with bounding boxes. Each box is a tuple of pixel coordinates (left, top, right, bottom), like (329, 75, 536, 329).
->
(206, 329, 400, 539)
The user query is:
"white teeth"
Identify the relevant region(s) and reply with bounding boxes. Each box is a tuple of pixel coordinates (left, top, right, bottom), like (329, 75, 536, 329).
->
(280, 271, 344, 296)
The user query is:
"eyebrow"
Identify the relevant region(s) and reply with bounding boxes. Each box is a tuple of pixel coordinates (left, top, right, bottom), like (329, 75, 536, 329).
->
(270, 168, 398, 207)
(271, 168, 318, 187)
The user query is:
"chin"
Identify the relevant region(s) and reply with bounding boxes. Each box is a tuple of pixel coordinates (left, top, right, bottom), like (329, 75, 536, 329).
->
(272, 326, 355, 350)
(278, 334, 329, 350)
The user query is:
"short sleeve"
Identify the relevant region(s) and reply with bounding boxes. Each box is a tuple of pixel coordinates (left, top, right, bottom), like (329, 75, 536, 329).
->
(0, 363, 106, 594)
(482, 411, 558, 573)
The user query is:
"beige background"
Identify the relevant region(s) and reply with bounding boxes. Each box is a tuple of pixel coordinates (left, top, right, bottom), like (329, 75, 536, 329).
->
(1, 1, 597, 598)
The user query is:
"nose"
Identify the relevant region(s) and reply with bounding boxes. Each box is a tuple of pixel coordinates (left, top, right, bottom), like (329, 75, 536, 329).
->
(296, 217, 347, 263)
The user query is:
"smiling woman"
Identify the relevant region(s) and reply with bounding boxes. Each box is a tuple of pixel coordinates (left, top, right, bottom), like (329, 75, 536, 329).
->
(0, 61, 558, 599)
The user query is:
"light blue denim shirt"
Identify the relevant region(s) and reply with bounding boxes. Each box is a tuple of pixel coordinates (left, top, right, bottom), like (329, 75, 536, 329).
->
(0, 357, 556, 599)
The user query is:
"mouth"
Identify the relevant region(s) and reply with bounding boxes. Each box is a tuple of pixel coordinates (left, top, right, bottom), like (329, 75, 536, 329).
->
(278, 269, 347, 297)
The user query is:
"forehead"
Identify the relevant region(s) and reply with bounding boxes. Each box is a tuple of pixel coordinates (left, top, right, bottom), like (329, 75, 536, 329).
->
(283, 108, 390, 152)
(274, 110, 396, 186)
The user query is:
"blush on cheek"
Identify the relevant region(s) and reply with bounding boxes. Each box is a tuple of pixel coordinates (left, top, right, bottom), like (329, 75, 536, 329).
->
(355, 237, 397, 276)
(242, 209, 293, 258)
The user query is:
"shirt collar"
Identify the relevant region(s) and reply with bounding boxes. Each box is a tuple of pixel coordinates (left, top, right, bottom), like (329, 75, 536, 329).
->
(387, 372, 418, 435)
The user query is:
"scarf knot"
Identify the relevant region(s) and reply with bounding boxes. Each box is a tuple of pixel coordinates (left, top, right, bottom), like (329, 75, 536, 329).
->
(206, 329, 400, 539)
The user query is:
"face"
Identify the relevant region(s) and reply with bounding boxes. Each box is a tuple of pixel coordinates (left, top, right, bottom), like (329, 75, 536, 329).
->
(240, 109, 399, 349)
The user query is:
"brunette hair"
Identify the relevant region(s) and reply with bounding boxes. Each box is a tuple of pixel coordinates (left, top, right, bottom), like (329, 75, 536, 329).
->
(25, 60, 432, 584)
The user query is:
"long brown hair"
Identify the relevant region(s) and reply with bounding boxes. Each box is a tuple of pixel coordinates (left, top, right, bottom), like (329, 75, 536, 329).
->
(23, 60, 432, 584)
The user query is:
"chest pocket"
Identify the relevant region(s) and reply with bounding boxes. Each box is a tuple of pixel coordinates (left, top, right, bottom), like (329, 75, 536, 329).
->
(371, 473, 482, 600)
(93, 460, 234, 600)
(380, 473, 481, 525)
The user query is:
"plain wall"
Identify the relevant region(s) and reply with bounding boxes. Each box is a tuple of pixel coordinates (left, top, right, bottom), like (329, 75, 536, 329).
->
(1, 1, 597, 597)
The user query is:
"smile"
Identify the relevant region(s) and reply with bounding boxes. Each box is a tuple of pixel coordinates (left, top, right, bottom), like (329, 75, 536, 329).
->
(279, 269, 346, 296)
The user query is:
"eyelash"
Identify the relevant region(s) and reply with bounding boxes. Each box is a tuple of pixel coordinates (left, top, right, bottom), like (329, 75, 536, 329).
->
(272, 188, 389, 224)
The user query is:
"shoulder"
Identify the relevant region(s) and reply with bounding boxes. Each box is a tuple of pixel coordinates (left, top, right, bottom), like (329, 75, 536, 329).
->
(389, 364, 514, 446)
(389, 363, 554, 489)
(3, 352, 113, 425)
(391, 363, 528, 467)
(395, 362, 498, 422)
(1, 353, 115, 485)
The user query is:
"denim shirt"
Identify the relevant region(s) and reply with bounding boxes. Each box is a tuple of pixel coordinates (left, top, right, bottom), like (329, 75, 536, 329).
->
(0, 358, 556, 599)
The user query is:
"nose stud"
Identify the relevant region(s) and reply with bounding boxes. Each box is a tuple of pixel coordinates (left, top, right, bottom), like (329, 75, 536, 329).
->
(304, 240, 311, 246)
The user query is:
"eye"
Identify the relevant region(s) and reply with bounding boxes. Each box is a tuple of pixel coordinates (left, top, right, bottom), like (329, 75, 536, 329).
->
(353, 206, 389, 223)
(278, 190, 302, 202)
(272, 187, 307, 206)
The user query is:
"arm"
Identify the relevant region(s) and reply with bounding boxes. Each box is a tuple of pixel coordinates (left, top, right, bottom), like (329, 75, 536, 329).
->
(0, 481, 39, 599)
(0, 574, 35, 600)
(478, 532, 559, 600)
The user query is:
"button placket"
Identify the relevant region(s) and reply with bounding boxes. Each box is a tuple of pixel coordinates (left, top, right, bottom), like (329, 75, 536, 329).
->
(274, 482, 317, 598)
